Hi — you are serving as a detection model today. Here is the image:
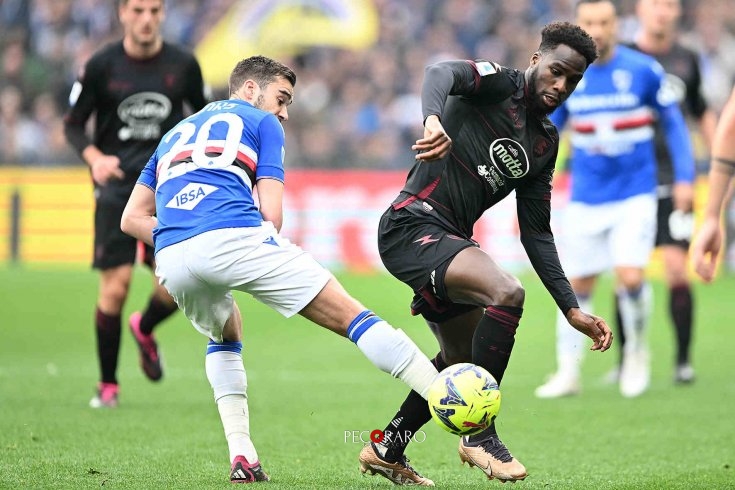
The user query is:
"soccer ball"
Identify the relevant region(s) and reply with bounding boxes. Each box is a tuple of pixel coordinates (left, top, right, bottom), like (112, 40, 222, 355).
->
(427, 363, 501, 436)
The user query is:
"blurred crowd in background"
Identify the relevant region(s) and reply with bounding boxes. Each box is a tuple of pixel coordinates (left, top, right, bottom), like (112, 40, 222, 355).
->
(1, 0, 734, 169)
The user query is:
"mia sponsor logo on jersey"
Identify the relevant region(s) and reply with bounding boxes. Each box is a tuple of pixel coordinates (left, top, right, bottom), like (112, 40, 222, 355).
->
(488, 138, 529, 178)
(165, 183, 219, 210)
(117, 92, 172, 141)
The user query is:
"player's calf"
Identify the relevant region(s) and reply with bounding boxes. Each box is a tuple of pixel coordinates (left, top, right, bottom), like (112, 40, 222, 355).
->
(345, 310, 438, 398)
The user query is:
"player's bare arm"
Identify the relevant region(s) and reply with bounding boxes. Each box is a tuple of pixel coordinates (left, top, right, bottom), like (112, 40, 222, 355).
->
(692, 159, 734, 282)
(692, 218, 722, 283)
(566, 307, 613, 352)
(120, 184, 157, 246)
(255, 178, 285, 232)
(412, 114, 452, 161)
(692, 88, 735, 282)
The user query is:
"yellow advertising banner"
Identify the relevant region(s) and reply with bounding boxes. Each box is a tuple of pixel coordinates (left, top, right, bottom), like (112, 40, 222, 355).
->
(0, 167, 94, 264)
(195, 0, 379, 88)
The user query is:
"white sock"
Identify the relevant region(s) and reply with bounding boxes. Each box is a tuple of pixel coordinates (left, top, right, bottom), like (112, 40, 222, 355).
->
(217, 395, 258, 464)
(618, 283, 652, 353)
(555, 295, 592, 379)
(205, 342, 258, 463)
(347, 311, 438, 399)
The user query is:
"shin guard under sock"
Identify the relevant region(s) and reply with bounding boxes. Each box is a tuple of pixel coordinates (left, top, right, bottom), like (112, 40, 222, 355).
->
(139, 295, 178, 336)
(471, 305, 522, 385)
(614, 290, 626, 366)
(468, 305, 521, 445)
(381, 353, 448, 462)
(670, 284, 693, 365)
(347, 311, 438, 398)
(95, 307, 121, 384)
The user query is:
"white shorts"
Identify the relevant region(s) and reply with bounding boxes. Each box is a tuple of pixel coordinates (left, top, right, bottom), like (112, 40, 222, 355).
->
(559, 193, 657, 278)
(155, 223, 332, 342)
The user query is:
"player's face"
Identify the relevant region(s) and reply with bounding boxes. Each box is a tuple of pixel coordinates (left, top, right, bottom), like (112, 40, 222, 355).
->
(576, 1, 618, 61)
(253, 77, 294, 122)
(119, 0, 164, 49)
(637, 0, 681, 37)
(528, 45, 587, 116)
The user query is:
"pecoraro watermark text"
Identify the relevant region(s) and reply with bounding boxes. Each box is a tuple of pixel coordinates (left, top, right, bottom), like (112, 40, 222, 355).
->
(344, 429, 427, 444)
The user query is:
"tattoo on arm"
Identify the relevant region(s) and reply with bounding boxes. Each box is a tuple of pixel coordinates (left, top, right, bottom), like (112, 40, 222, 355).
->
(714, 157, 735, 175)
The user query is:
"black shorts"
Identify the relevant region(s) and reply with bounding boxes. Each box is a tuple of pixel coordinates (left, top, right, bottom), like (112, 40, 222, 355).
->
(655, 195, 691, 249)
(378, 203, 478, 323)
(93, 181, 154, 270)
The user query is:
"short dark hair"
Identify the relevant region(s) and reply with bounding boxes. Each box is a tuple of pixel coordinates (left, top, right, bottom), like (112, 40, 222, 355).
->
(538, 21, 598, 67)
(228, 55, 297, 96)
(118, 0, 164, 9)
(575, 0, 618, 13)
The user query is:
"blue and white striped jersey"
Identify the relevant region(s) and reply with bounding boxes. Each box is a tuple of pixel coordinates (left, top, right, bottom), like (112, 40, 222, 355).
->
(136, 99, 286, 253)
(551, 45, 694, 204)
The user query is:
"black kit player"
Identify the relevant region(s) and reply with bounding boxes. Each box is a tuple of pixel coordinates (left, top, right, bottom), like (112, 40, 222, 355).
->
(358, 22, 612, 485)
(615, 0, 718, 384)
(63, 0, 207, 407)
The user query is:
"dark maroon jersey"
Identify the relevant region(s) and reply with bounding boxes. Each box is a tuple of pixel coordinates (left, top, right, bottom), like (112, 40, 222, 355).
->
(392, 60, 577, 313)
(397, 60, 558, 236)
(64, 41, 207, 184)
(627, 41, 708, 188)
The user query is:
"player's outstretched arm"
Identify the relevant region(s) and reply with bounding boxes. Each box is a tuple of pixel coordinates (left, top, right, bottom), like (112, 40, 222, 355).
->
(565, 308, 613, 352)
(692, 87, 735, 282)
(121, 184, 157, 246)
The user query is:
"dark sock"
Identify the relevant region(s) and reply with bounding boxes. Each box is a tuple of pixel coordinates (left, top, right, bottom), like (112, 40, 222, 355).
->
(465, 419, 499, 446)
(467, 305, 521, 445)
(96, 308, 121, 385)
(614, 292, 625, 366)
(139, 295, 177, 335)
(381, 353, 448, 462)
(471, 305, 522, 385)
(670, 284, 693, 365)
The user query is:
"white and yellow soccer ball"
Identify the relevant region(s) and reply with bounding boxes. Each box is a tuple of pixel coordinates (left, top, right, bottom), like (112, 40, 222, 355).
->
(427, 363, 501, 436)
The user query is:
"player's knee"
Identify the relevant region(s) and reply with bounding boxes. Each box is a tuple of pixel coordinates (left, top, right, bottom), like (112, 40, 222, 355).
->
(491, 276, 525, 307)
(100, 285, 129, 311)
(665, 267, 689, 286)
(100, 271, 131, 308)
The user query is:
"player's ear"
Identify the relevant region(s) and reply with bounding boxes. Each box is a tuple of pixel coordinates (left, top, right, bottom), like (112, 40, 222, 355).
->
(238, 80, 258, 102)
(234, 79, 258, 102)
(530, 51, 541, 67)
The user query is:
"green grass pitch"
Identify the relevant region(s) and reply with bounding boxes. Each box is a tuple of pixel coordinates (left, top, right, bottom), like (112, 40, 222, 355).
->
(1, 265, 733, 489)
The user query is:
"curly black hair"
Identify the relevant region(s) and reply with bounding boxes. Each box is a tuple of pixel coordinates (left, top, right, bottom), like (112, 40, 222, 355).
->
(538, 21, 598, 67)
